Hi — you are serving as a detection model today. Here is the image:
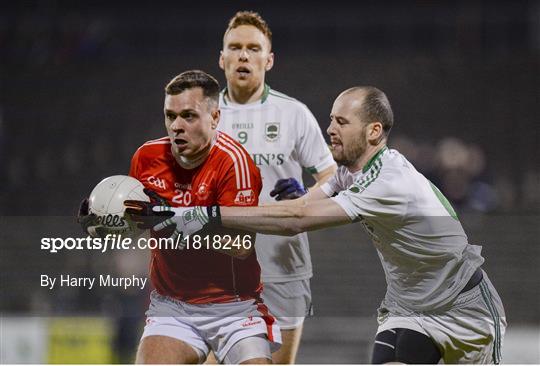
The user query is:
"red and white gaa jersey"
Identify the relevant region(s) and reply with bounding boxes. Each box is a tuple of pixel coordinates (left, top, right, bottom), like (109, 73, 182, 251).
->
(129, 131, 263, 304)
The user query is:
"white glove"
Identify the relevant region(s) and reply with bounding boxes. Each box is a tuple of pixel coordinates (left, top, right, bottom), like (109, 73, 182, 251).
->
(125, 192, 221, 248)
(151, 205, 210, 242)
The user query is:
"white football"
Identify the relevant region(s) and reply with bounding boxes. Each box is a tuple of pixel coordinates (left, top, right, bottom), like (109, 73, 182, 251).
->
(88, 175, 149, 237)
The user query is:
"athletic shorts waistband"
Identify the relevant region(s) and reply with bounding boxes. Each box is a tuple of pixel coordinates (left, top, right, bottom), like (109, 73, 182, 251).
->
(459, 267, 483, 294)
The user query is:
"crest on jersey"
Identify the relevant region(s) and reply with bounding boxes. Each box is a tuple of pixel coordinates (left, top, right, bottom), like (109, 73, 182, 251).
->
(182, 210, 195, 223)
(196, 183, 210, 200)
(349, 184, 365, 194)
(265, 123, 280, 142)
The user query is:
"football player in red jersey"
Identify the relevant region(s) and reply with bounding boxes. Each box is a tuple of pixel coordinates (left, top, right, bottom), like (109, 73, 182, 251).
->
(80, 70, 280, 364)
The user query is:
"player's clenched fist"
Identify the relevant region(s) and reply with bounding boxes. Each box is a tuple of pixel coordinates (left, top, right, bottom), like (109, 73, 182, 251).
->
(270, 178, 307, 201)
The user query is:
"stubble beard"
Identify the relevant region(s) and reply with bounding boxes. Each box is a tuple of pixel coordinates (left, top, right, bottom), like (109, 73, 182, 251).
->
(333, 128, 367, 168)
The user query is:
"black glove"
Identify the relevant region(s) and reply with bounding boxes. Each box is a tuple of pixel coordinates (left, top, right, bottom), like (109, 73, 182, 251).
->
(77, 197, 99, 236)
(78, 197, 120, 237)
(124, 188, 176, 238)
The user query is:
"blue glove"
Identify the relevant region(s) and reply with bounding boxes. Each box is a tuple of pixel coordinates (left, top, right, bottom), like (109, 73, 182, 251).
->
(270, 178, 307, 201)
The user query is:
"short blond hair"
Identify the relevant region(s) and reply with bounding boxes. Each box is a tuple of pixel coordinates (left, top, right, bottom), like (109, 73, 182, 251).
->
(224, 11, 272, 46)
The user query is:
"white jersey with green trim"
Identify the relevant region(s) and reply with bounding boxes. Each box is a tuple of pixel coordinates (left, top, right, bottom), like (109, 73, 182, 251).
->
(218, 85, 335, 282)
(320, 146, 485, 311)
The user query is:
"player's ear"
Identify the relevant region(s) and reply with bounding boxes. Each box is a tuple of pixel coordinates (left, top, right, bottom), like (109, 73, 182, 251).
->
(219, 51, 225, 70)
(211, 108, 220, 129)
(265, 52, 274, 71)
(368, 122, 384, 144)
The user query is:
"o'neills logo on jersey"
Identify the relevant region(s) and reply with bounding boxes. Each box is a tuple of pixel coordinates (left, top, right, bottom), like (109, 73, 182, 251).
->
(232, 122, 254, 129)
(241, 316, 262, 327)
(174, 182, 192, 190)
(234, 189, 256, 205)
(148, 176, 167, 190)
(265, 123, 280, 142)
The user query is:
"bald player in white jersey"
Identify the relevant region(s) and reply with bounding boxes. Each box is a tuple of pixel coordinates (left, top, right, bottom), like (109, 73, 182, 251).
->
(153, 86, 507, 364)
(216, 11, 336, 363)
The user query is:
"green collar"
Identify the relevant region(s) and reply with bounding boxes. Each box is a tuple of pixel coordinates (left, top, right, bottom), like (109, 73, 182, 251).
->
(362, 145, 388, 173)
(221, 84, 270, 105)
(261, 83, 270, 103)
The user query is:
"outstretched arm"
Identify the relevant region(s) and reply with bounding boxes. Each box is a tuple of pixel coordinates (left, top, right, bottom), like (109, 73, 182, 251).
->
(220, 197, 351, 236)
(311, 164, 337, 188)
(124, 194, 351, 242)
(263, 186, 331, 208)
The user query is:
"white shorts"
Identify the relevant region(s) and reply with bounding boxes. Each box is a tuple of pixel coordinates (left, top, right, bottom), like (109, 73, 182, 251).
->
(261, 279, 312, 330)
(376, 271, 506, 364)
(141, 291, 282, 363)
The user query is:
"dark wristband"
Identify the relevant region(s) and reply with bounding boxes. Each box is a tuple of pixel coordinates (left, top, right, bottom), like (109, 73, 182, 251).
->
(206, 205, 222, 226)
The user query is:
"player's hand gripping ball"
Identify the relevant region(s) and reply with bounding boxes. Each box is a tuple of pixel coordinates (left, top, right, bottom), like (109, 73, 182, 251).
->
(79, 175, 150, 238)
(124, 191, 209, 247)
(270, 178, 307, 200)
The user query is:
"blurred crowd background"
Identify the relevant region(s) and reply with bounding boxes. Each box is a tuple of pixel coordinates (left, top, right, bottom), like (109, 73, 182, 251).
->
(1, 0, 539, 216)
(1, 0, 539, 363)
